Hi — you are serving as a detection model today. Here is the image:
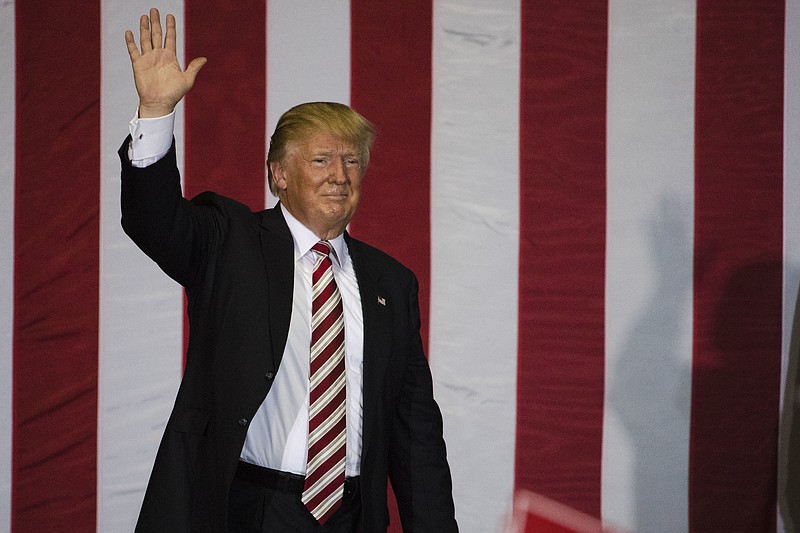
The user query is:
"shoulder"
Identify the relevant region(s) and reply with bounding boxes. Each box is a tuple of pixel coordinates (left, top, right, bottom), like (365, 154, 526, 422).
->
(190, 191, 252, 213)
(189, 191, 276, 227)
(186, 194, 291, 249)
(345, 235, 415, 282)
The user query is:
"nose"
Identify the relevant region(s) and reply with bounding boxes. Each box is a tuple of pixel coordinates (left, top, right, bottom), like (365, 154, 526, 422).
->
(329, 158, 348, 184)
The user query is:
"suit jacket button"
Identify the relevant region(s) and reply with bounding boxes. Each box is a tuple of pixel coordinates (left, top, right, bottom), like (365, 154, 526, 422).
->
(264, 371, 275, 380)
(238, 418, 248, 427)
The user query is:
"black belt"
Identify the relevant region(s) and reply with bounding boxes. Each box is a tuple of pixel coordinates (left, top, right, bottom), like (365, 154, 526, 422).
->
(235, 461, 360, 497)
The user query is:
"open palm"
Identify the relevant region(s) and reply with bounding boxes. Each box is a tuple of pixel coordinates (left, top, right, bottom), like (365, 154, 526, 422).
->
(124, 8, 206, 118)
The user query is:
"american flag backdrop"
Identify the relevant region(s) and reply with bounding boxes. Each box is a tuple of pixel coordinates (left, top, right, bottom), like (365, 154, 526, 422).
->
(2, 1, 800, 532)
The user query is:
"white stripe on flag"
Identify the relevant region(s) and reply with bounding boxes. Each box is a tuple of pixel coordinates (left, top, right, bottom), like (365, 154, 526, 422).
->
(0, 1, 15, 530)
(98, 2, 186, 530)
(780, 1, 800, 531)
(604, 1, 696, 531)
(266, 0, 351, 208)
(430, 2, 520, 531)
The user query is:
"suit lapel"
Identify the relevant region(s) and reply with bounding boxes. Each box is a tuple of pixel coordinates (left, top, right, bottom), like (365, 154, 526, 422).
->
(258, 206, 294, 372)
(255, 216, 391, 457)
(346, 234, 392, 459)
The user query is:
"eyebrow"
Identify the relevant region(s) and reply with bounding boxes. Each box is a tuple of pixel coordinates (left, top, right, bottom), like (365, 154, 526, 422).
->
(307, 149, 359, 158)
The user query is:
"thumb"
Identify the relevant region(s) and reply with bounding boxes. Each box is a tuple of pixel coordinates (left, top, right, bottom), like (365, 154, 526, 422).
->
(184, 57, 207, 86)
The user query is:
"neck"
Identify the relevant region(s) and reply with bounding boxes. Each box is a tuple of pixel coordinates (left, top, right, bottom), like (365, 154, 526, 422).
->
(316, 228, 345, 241)
(278, 201, 346, 241)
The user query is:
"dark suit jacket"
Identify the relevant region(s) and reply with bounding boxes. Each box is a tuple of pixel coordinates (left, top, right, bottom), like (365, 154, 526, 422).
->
(119, 139, 457, 532)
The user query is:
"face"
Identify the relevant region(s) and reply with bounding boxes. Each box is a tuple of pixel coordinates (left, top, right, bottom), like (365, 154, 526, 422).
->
(270, 132, 364, 240)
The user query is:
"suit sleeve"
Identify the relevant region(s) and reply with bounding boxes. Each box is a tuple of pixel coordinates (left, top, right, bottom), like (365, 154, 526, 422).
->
(118, 136, 223, 288)
(389, 273, 458, 532)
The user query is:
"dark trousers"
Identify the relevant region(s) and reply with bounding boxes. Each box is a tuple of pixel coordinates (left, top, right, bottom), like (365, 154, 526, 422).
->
(228, 467, 362, 533)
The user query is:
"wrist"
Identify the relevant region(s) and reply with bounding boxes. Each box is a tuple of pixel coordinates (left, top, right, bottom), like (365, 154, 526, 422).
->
(138, 102, 175, 119)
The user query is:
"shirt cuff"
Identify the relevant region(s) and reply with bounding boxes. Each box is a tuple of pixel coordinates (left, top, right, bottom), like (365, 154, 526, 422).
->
(127, 110, 176, 168)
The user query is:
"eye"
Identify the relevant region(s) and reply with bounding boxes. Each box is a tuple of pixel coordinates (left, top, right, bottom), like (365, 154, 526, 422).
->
(345, 158, 360, 167)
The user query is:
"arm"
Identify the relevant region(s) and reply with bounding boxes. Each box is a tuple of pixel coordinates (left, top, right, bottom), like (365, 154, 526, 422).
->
(119, 138, 223, 288)
(120, 9, 218, 287)
(389, 274, 458, 532)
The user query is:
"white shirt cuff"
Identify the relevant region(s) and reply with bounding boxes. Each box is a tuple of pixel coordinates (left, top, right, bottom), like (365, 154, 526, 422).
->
(127, 110, 176, 168)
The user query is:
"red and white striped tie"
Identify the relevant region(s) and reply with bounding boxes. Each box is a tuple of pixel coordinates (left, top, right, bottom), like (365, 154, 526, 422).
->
(302, 241, 347, 524)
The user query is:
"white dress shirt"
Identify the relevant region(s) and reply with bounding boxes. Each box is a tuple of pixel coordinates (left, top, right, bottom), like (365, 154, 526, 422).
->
(128, 113, 365, 476)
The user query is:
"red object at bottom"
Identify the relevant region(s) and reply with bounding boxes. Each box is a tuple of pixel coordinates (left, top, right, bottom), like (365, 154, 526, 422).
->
(505, 491, 624, 533)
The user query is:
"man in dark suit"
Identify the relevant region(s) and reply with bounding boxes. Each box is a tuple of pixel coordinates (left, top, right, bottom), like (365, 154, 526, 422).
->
(121, 8, 457, 533)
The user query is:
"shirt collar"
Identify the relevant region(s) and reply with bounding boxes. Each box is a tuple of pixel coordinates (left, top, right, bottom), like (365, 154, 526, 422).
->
(280, 203, 346, 267)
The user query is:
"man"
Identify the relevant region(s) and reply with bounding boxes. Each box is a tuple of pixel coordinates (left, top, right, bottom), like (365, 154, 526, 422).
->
(121, 8, 457, 533)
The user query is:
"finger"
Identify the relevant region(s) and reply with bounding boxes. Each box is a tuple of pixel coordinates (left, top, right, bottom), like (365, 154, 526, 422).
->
(165, 14, 177, 52)
(150, 8, 163, 49)
(184, 57, 208, 87)
(124, 30, 141, 61)
(139, 14, 152, 53)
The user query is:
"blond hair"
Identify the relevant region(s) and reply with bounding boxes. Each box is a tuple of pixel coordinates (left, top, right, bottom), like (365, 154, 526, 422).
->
(267, 102, 375, 195)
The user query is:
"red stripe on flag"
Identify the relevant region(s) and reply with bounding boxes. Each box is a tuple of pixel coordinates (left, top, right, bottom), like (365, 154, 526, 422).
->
(13, 3, 100, 531)
(349, 0, 433, 348)
(184, 1, 266, 209)
(350, 3, 432, 531)
(690, 2, 784, 531)
(517, 1, 608, 518)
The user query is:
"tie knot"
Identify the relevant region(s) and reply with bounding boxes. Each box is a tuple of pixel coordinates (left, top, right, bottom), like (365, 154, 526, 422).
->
(312, 241, 332, 258)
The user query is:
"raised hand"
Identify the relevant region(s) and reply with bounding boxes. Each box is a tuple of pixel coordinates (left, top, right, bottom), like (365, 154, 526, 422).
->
(124, 8, 206, 118)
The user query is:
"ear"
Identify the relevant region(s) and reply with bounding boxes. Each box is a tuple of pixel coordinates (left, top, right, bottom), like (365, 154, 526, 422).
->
(269, 160, 289, 191)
